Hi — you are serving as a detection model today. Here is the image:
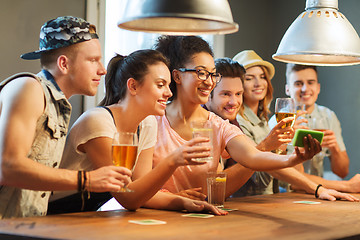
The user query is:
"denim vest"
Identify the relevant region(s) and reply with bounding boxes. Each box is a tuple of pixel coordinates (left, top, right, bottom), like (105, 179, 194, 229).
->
(0, 71, 71, 218)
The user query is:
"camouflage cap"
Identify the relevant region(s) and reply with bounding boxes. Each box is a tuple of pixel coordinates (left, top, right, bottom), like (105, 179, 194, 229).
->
(21, 16, 99, 60)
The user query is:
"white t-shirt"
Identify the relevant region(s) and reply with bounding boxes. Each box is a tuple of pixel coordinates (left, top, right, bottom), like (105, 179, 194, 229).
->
(50, 107, 157, 200)
(268, 103, 346, 177)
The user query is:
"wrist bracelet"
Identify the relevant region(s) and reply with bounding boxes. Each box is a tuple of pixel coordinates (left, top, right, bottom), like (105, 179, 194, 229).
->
(87, 172, 91, 199)
(315, 184, 323, 198)
(80, 170, 87, 211)
(77, 171, 82, 192)
(82, 170, 87, 191)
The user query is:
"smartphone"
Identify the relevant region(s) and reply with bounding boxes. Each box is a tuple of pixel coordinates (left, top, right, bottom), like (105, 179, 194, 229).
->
(292, 129, 324, 147)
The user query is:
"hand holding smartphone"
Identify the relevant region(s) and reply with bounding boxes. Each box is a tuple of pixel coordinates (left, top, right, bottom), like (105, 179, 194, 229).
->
(292, 129, 324, 147)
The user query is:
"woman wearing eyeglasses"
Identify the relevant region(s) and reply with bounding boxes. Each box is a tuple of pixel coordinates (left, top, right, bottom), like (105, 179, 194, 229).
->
(146, 35, 322, 200)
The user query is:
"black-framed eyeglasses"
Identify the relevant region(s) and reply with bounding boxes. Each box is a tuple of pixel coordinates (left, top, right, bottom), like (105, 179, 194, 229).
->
(178, 68, 222, 84)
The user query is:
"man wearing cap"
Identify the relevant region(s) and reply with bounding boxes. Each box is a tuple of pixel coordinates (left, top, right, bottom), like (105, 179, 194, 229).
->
(0, 16, 131, 218)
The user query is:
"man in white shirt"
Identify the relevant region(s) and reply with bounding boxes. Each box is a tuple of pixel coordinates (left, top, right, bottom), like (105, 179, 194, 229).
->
(270, 64, 349, 179)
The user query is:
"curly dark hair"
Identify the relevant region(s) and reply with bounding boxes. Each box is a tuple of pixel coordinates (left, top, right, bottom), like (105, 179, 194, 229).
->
(154, 35, 214, 100)
(99, 49, 169, 106)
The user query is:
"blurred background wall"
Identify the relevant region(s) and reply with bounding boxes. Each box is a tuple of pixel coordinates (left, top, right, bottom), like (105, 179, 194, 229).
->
(0, 0, 86, 125)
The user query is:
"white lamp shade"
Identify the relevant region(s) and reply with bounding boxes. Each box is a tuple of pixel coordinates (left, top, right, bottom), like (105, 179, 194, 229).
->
(273, 0, 360, 66)
(117, 0, 238, 35)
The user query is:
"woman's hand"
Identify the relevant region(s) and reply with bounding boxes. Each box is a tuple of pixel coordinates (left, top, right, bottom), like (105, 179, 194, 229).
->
(88, 166, 132, 192)
(258, 117, 294, 151)
(175, 187, 207, 201)
(182, 198, 228, 216)
(290, 134, 322, 166)
(293, 110, 309, 131)
(167, 137, 211, 167)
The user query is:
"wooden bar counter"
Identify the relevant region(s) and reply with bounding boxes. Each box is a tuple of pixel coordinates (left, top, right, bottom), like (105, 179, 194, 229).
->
(1, 192, 360, 240)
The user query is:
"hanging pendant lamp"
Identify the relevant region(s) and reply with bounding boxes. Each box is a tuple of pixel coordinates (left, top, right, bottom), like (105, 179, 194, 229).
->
(117, 0, 238, 35)
(273, 0, 360, 66)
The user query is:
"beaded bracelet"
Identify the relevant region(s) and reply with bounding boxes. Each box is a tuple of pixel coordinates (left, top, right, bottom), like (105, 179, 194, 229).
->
(315, 184, 323, 198)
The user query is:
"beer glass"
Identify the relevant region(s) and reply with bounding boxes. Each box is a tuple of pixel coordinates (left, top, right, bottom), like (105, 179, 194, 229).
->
(308, 117, 330, 158)
(112, 132, 138, 192)
(275, 98, 296, 128)
(275, 98, 296, 154)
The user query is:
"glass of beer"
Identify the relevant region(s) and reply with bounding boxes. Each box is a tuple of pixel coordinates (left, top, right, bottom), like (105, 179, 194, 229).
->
(112, 132, 138, 192)
(275, 98, 296, 154)
(309, 117, 330, 158)
(275, 98, 296, 128)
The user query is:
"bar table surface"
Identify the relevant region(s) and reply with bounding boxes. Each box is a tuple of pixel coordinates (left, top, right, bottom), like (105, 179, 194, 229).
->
(0, 192, 360, 240)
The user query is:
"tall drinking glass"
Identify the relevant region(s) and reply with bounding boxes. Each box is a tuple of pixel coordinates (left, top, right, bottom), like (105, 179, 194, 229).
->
(275, 98, 296, 128)
(207, 172, 227, 208)
(112, 132, 138, 192)
(190, 120, 213, 162)
(308, 117, 330, 157)
(275, 98, 296, 154)
(295, 102, 307, 127)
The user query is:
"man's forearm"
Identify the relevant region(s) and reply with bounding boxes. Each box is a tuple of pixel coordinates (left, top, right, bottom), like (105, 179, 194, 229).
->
(224, 163, 254, 198)
(329, 150, 349, 178)
(302, 172, 352, 192)
(268, 167, 318, 194)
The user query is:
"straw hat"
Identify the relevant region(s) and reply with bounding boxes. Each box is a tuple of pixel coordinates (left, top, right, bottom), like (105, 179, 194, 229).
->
(233, 50, 275, 80)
